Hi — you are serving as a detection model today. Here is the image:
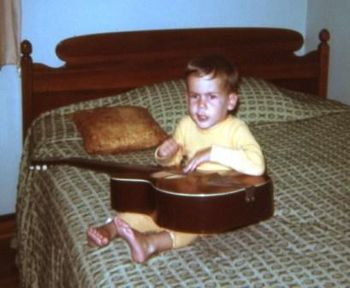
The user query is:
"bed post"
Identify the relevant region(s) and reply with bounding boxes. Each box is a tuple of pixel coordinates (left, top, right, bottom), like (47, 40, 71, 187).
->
(20, 40, 33, 140)
(318, 29, 330, 99)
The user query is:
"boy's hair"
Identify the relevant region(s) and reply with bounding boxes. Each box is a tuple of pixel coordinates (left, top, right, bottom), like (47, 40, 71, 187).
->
(185, 55, 240, 93)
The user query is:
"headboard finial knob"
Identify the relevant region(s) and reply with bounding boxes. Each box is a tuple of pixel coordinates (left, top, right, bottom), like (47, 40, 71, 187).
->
(319, 29, 330, 43)
(21, 40, 33, 56)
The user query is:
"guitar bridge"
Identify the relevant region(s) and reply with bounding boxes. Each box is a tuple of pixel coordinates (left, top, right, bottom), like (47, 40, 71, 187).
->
(245, 186, 256, 203)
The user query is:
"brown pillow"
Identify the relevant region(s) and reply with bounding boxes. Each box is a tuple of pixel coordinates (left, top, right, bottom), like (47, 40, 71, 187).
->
(71, 106, 168, 154)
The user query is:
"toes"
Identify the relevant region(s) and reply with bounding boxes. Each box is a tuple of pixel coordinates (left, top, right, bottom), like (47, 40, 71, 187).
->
(87, 227, 108, 247)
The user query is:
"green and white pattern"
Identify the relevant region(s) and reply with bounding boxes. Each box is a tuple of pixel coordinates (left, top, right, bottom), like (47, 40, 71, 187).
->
(17, 79, 350, 287)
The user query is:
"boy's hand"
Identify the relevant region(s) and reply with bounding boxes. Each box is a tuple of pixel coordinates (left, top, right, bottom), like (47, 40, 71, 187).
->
(157, 138, 181, 159)
(183, 147, 211, 173)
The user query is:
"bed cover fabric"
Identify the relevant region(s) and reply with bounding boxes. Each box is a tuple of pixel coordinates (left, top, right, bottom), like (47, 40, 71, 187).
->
(16, 80, 350, 287)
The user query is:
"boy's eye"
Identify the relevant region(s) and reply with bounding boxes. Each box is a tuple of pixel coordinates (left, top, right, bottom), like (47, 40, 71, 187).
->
(190, 93, 199, 99)
(209, 94, 218, 100)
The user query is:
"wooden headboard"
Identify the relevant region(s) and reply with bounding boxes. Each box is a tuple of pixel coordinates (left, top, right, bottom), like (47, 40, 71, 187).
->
(20, 27, 330, 137)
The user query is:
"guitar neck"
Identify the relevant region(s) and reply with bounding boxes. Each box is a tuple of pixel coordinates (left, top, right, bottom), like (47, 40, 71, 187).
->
(30, 157, 162, 175)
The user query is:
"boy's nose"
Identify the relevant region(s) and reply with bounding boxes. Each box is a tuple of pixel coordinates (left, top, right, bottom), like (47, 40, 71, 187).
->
(198, 97, 207, 108)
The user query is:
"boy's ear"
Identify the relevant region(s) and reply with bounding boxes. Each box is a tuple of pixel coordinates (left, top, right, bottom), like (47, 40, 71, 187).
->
(227, 93, 238, 111)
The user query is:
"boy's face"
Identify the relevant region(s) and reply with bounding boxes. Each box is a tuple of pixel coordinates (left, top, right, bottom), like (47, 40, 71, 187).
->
(186, 74, 238, 129)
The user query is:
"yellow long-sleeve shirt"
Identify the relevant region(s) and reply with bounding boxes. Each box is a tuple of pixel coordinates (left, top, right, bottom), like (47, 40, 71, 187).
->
(156, 115, 265, 176)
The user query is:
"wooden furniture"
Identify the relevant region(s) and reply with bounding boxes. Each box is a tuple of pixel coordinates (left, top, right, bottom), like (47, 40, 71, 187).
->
(20, 28, 330, 136)
(0, 215, 18, 288)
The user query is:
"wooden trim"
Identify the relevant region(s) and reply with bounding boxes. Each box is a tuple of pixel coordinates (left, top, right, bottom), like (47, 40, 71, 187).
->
(20, 40, 33, 138)
(20, 28, 330, 139)
(0, 214, 16, 240)
(318, 29, 330, 98)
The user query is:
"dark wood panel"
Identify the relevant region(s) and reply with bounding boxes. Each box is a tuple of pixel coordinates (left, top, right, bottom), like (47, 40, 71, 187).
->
(0, 214, 18, 288)
(20, 27, 330, 138)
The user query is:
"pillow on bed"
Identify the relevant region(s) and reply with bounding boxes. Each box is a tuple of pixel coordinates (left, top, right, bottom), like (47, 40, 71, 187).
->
(29, 77, 348, 161)
(71, 106, 168, 154)
(236, 77, 348, 123)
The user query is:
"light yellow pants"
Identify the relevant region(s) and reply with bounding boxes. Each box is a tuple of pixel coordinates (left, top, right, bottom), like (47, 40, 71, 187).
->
(118, 212, 198, 249)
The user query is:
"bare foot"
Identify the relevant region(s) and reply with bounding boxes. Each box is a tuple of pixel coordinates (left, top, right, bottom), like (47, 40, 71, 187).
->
(88, 216, 173, 262)
(87, 219, 118, 247)
(113, 217, 155, 263)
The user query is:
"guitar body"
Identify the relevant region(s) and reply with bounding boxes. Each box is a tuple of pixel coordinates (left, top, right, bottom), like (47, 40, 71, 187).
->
(31, 157, 273, 234)
(110, 170, 274, 233)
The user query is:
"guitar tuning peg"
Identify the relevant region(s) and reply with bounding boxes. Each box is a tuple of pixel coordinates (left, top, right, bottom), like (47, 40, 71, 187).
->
(29, 163, 48, 171)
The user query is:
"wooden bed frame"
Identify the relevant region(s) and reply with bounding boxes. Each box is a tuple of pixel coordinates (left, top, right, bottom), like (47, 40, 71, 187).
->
(20, 27, 330, 137)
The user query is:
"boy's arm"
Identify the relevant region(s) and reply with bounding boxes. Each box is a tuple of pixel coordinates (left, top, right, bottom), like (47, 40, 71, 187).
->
(210, 144, 265, 176)
(210, 123, 265, 176)
(155, 138, 183, 167)
(155, 118, 186, 167)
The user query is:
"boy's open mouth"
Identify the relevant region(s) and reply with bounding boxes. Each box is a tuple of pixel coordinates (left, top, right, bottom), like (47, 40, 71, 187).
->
(196, 114, 209, 121)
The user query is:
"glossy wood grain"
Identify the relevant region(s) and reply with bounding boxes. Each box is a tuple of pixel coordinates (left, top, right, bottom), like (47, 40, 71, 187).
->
(20, 28, 330, 137)
(0, 214, 19, 288)
(31, 158, 274, 233)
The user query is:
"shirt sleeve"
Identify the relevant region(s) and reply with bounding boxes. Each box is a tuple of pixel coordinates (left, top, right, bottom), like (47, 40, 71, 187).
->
(209, 123, 265, 176)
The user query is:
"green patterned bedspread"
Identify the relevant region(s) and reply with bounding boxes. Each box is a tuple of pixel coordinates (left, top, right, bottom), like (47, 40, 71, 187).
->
(16, 79, 350, 287)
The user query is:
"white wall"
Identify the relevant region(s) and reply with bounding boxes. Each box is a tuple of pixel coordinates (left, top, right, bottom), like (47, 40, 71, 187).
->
(0, 0, 310, 215)
(306, 0, 350, 105)
(0, 66, 21, 215)
(22, 0, 307, 67)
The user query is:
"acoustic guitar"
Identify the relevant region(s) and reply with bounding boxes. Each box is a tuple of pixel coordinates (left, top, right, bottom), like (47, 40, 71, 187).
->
(30, 157, 274, 233)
